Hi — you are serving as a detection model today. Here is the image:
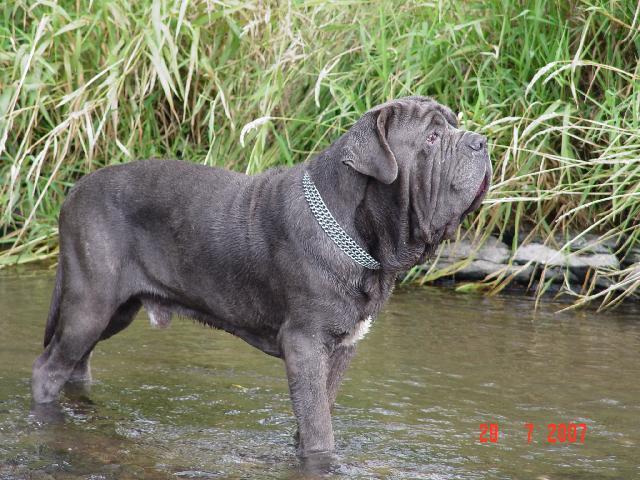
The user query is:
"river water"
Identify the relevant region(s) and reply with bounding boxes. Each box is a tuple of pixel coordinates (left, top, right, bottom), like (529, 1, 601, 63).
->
(0, 268, 639, 479)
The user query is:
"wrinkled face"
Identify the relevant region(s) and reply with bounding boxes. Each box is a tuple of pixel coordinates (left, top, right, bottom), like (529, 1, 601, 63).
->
(343, 96, 491, 248)
(399, 100, 492, 242)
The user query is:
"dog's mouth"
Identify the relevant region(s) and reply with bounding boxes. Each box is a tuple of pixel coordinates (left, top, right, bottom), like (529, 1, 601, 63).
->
(441, 170, 490, 241)
(462, 171, 490, 218)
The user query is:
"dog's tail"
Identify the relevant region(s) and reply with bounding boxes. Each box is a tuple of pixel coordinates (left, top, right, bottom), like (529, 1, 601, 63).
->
(44, 261, 63, 348)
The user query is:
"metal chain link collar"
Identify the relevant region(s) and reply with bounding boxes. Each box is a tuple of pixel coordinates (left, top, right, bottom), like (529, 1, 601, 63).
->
(302, 171, 381, 270)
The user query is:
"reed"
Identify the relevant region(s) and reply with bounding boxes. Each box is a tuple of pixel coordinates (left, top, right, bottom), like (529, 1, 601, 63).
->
(1, 0, 638, 308)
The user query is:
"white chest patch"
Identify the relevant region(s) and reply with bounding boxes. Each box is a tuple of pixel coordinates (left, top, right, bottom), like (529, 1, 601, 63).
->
(340, 316, 373, 346)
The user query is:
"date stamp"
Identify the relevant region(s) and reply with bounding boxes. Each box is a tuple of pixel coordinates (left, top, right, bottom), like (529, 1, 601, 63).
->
(479, 423, 587, 444)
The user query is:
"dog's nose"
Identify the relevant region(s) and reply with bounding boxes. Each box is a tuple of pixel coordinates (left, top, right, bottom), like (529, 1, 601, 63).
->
(466, 133, 486, 152)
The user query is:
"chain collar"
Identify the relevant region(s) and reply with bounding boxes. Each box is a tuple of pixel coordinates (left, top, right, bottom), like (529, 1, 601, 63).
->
(302, 171, 381, 270)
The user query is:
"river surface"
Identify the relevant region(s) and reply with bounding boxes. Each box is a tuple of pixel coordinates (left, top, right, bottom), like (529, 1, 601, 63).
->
(0, 268, 639, 479)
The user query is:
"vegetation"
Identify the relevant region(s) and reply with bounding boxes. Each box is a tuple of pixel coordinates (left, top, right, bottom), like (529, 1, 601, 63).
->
(1, 0, 638, 308)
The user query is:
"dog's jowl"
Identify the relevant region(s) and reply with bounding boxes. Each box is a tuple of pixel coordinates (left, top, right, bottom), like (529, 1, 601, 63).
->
(32, 96, 491, 458)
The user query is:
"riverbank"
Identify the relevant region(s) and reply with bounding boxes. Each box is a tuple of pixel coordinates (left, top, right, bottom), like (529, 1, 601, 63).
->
(405, 230, 640, 309)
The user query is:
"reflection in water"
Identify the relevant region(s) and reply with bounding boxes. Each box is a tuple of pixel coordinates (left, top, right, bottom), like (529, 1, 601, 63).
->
(0, 268, 639, 479)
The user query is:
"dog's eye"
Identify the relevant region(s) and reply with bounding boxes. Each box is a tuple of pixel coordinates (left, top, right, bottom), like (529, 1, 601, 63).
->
(426, 131, 439, 145)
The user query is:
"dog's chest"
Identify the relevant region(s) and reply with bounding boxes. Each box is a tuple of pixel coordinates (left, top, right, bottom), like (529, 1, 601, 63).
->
(340, 316, 373, 346)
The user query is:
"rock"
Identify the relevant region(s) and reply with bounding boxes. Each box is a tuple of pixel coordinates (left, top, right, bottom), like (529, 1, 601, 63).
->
(602, 263, 640, 291)
(511, 264, 536, 283)
(437, 235, 510, 264)
(415, 231, 628, 296)
(621, 248, 640, 268)
(508, 230, 619, 253)
(561, 233, 617, 254)
(513, 243, 619, 270)
(594, 274, 615, 290)
(452, 259, 502, 280)
(578, 253, 619, 269)
(437, 259, 533, 283)
(514, 243, 578, 267)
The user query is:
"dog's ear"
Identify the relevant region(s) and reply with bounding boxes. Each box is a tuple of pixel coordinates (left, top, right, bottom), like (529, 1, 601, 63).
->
(343, 106, 398, 184)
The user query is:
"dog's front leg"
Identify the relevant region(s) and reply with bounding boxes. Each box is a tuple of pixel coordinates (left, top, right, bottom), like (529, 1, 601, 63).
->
(280, 327, 334, 458)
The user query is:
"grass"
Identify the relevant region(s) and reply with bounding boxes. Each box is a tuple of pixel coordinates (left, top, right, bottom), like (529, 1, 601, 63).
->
(0, 0, 638, 308)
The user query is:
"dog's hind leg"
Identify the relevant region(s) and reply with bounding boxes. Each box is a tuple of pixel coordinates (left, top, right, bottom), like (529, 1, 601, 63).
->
(101, 297, 142, 340)
(32, 295, 114, 403)
(67, 296, 142, 384)
(68, 351, 93, 383)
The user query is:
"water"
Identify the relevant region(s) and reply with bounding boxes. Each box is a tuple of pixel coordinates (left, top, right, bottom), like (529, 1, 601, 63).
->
(1, 268, 639, 479)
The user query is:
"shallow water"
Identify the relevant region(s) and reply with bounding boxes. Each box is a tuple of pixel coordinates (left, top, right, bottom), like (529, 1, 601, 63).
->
(0, 268, 639, 479)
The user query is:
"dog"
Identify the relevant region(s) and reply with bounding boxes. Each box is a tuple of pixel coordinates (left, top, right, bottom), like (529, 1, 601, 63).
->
(32, 96, 491, 458)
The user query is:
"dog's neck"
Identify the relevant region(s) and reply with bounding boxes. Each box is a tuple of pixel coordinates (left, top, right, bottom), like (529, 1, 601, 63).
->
(305, 145, 370, 249)
(306, 144, 433, 273)
(357, 169, 437, 272)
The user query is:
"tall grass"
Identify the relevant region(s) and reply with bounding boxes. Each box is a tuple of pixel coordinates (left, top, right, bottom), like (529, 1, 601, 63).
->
(1, 0, 638, 308)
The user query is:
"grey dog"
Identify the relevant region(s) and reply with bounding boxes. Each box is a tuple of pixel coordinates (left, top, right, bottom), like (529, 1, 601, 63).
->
(32, 96, 490, 458)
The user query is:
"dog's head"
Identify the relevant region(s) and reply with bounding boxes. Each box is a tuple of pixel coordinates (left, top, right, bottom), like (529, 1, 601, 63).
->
(342, 96, 491, 247)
